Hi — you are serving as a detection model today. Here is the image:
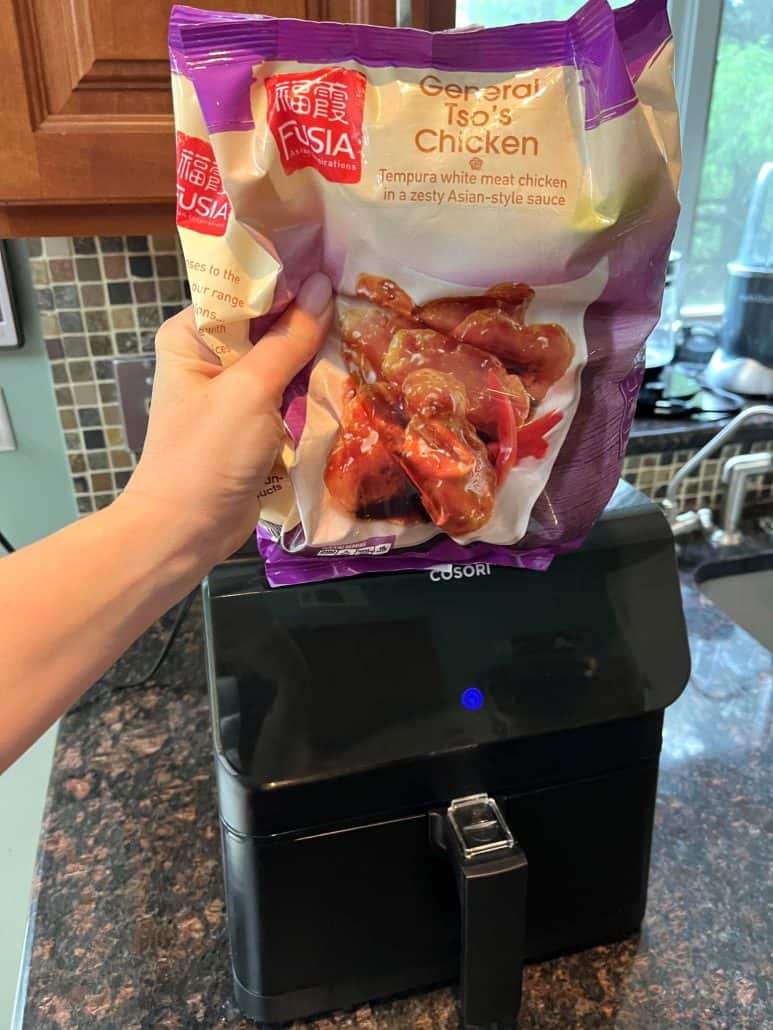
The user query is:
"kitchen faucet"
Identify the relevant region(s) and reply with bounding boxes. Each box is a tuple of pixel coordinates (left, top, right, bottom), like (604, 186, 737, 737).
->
(662, 405, 773, 544)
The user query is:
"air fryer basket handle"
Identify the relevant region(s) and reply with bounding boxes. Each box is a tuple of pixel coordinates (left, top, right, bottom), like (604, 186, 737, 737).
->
(432, 796, 528, 1028)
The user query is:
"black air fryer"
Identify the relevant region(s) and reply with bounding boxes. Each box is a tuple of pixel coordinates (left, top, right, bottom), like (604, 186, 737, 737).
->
(202, 482, 690, 1027)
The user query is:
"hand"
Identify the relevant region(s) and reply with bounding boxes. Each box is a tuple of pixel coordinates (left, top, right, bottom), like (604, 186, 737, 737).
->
(121, 273, 333, 567)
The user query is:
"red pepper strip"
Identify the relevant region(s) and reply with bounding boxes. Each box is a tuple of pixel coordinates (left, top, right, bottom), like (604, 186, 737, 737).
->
(487, 370, 517, 485)
(517, 410, 563, 462)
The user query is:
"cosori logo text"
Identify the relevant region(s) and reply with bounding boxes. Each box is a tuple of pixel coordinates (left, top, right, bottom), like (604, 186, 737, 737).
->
(429, 564, 492, 581)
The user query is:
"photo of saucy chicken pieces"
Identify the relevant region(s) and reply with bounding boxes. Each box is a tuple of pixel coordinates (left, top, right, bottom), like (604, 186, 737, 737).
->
(324, 273, 576, 536)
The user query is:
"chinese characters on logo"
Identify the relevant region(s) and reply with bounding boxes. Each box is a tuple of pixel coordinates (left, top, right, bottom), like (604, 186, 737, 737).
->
(177, 146, 224, 193)
(272, 79, 351, 123)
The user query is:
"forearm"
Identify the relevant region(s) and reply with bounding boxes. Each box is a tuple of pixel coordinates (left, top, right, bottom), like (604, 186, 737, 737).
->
(0, 495, 211, 772)
(0, 285, 330, 773)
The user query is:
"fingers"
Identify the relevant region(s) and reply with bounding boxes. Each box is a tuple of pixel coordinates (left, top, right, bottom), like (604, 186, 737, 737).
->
(237, 273, 334, 403)
(155, 274, 333, 407)
(155, 307, 221, 371)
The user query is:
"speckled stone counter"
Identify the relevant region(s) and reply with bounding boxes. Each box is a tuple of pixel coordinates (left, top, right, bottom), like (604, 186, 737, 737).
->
(20, 575, 772, 1030)
(627, 411, 773, 455)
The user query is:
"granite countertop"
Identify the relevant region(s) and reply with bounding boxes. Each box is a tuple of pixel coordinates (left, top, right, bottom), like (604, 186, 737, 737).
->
(627, 410, 773, 455)
(20, 571, 772, 1029)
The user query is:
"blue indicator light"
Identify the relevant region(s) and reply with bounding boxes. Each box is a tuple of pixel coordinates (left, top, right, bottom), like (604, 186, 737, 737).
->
(461, 687, 484, 711)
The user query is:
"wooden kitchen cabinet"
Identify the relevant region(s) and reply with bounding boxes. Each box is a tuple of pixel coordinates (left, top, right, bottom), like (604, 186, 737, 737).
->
(0, 0, 396, 237)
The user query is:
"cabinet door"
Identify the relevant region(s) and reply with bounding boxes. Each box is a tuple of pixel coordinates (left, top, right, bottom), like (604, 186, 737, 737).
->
(0, 0, 395, 236)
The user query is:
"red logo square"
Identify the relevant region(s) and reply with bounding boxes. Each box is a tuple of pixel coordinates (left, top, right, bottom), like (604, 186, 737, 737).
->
(175, 132, 232, 237)
(265, 68, 366, 184)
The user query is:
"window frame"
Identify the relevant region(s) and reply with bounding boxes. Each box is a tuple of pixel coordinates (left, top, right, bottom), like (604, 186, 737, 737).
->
(669, 0, 724, 319)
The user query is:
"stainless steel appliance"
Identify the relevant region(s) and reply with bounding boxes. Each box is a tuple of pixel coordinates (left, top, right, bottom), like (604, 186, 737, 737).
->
(706, 162, 773, 396)
(645, 250, 681, 372)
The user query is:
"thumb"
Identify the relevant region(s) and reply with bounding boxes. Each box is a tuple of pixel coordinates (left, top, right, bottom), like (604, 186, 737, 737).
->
(239, 273, 334, 403)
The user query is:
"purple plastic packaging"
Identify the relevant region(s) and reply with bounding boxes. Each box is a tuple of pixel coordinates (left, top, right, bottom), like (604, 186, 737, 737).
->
(169, 0, 680, 586)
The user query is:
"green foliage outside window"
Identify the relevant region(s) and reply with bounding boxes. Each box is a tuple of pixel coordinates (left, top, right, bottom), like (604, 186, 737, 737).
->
(685, 2, 773, 305)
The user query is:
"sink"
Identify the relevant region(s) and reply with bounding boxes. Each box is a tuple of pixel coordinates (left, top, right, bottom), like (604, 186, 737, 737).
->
(695, 551, 773, 651)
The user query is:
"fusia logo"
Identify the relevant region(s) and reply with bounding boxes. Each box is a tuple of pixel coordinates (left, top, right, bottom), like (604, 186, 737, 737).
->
(175, 132, 231, 237)
(265, 68, 366, 184)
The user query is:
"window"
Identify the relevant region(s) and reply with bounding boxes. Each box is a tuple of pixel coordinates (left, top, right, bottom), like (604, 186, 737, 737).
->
(681, 0, 773, 311)
(440, 0, 772, 319)
(457, 0, 629, 26)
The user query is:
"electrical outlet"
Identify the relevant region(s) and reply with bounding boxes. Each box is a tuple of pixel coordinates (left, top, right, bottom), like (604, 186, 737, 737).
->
(113, 356, 155, 453)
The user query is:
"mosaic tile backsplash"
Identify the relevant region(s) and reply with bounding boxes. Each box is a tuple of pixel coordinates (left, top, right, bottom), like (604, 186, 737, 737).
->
(27, 235, 773, 519)
(27, 235, 189, 515)
(623, 440, 772, 512)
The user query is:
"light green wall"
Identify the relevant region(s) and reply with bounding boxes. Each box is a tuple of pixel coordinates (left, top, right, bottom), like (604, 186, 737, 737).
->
(0, 724, 59, 1030)
(0, 240, 76, 547)
(0, 240, 75, 1030)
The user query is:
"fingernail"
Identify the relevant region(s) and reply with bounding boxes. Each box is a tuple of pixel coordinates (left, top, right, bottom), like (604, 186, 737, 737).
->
(296, 272, 333, 316)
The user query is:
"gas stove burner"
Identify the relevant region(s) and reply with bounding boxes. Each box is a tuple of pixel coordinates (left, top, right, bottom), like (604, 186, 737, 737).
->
(637, 363, 744, 420)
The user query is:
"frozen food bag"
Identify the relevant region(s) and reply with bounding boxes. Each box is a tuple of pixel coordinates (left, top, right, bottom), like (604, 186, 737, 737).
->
(169, 0, 681, 586)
